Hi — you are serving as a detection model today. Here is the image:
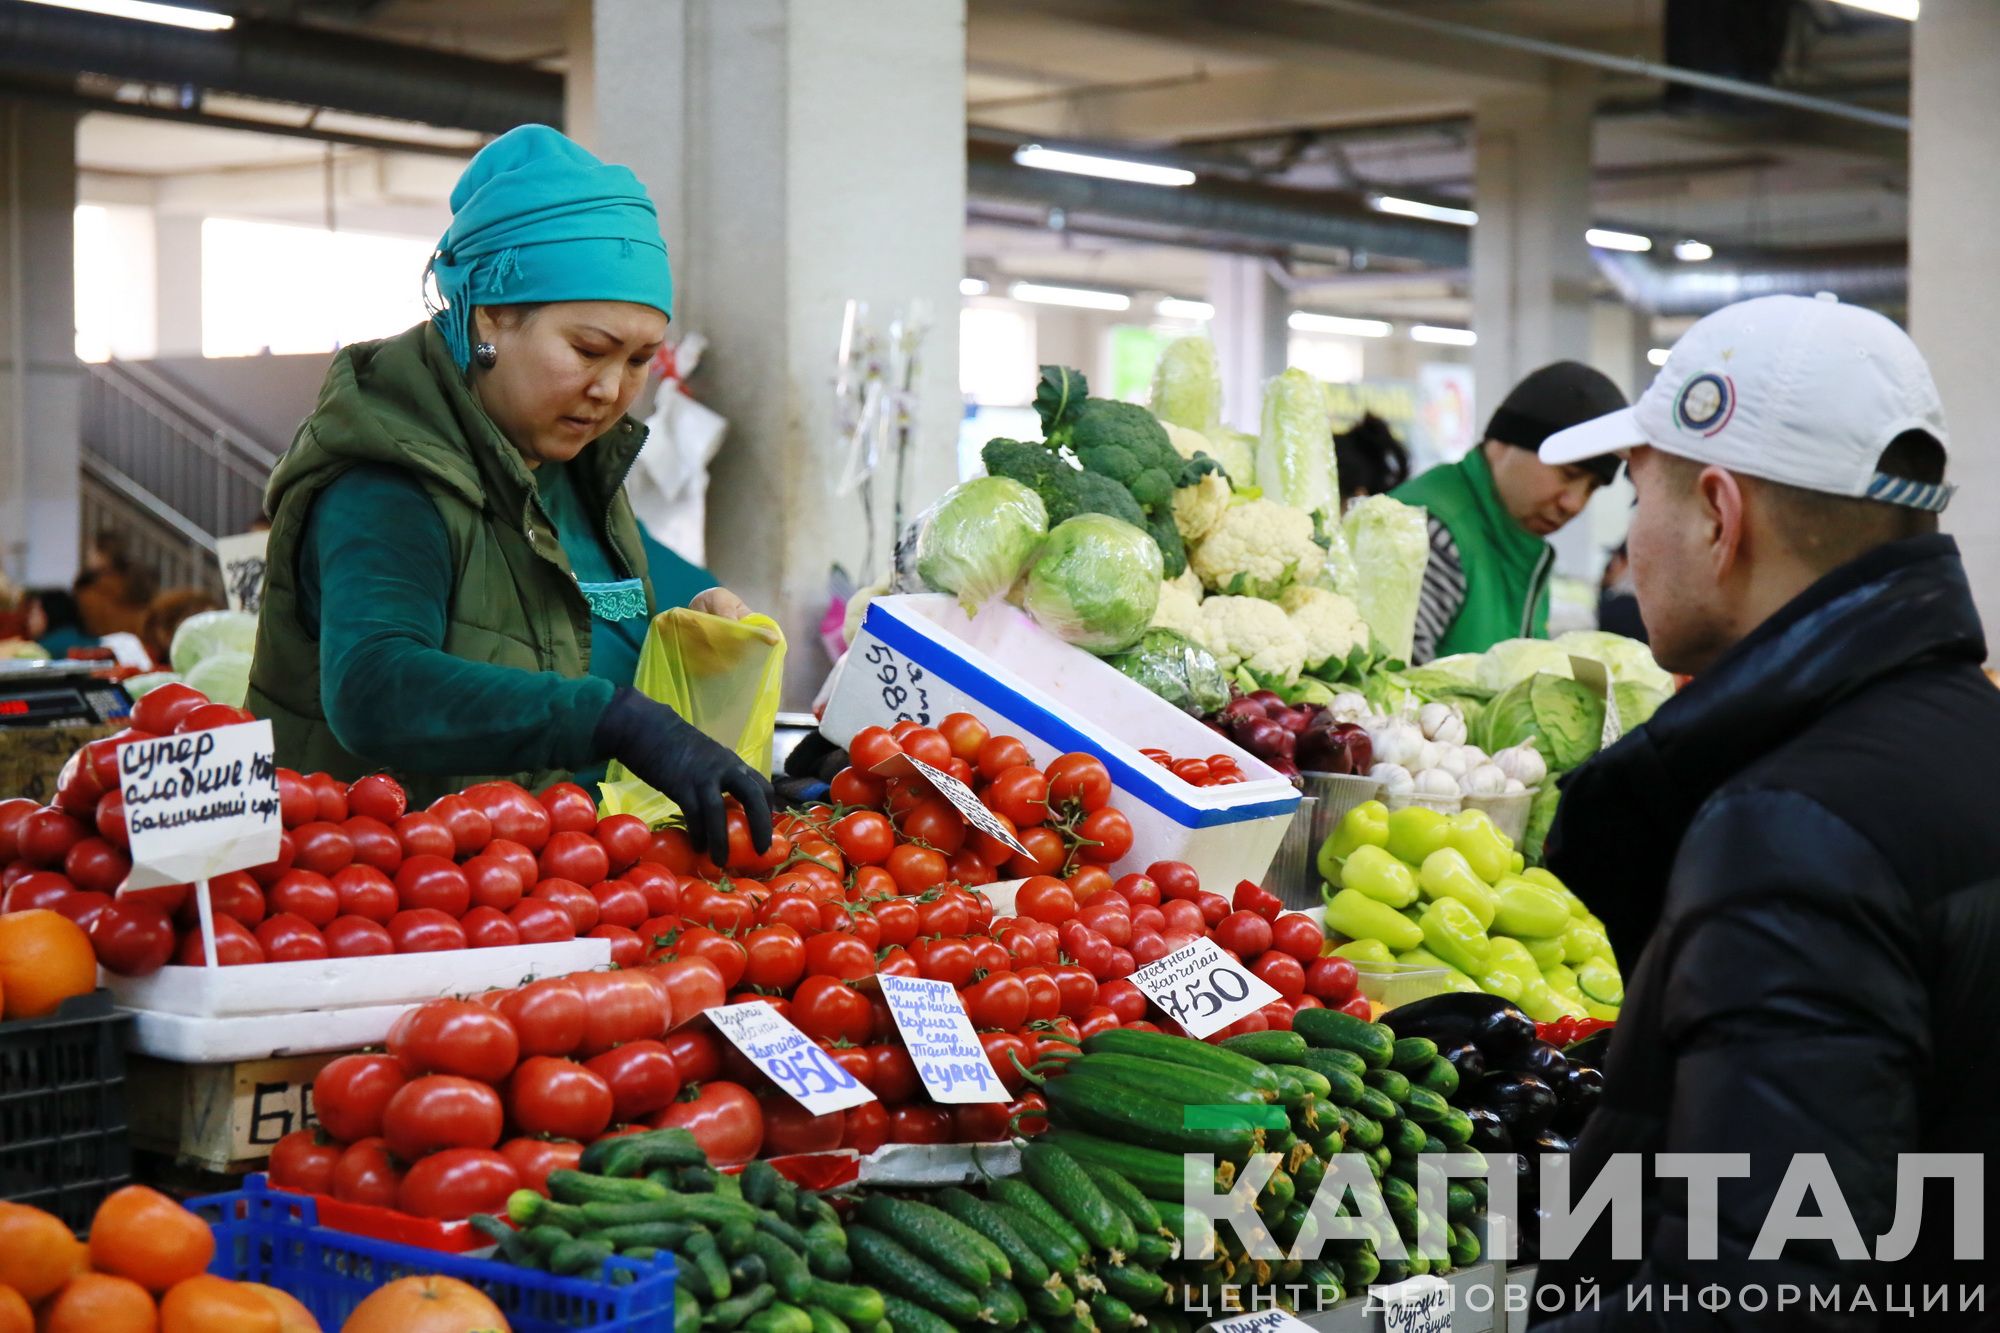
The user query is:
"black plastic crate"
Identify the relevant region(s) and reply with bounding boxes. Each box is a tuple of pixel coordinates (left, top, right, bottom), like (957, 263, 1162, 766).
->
(0, 988, 131, 1231)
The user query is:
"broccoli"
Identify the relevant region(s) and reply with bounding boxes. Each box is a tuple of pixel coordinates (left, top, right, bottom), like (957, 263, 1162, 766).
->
(981, 437, 1150, 531)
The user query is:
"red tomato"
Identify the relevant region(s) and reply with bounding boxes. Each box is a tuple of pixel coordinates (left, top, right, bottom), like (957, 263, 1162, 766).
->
(675, 930, 747, 990)
(962, 972, 1030, 1031)
(313, 1052, 408, 1141)
(650, 957, 725, 1028)
(306, 773, 349, 823)
(937, 712, 989, 763)
(382, 1074, 504, 1159)
(324, 915, 395, 957)
(539, 830, 610, 887)
(532, 879, 600, 934)
(790, 975, 872, 1045)
(871, 899, 923, 949)
(391, 854, 468, 918)
(46, 891, 105, 939)
(267, 869, 338, 927)
(94, 789, 129, 849)
(1339, 995, 1374, 1019)
(88, 899, 176, 976)
(1009, 1091, 1050, 1137)
(1215, 1011, 1269, 1040)
(841, 1101, 891, 1155)
(277, 770, 316, 829)
(130, 681, 206, 736)
(1051, 965, 1098, 1019)
(584, 1040, 682, 1122)
(588, 878, 649, 930)
(1097, 978, 1148, 1025)
(1113, 872, 1161, 908)
(1016, 876, 1078, 926)
(428, 793, 493, 858)
(832, 811, 894, 867)
(889, 1105, 953, 1145)
(759, 1092, 847, 1156)
(62, 837, 129, 895)
(976, 735, 1032, 781)
(505, 1056, 613, 1141)
(247, 830, 296, 888)
(173, 914, 264, 965)
(1130, 931, 1170, 967)
(740, 924, 806, 992)
(1257, 1000, 1296, 1032)
(828, 766, 887, 809)
(1215, 910, 1274, 958)
(176, 702, 254, 732)
(394, 812, 455, 861)
(662, 1028, 722, 1084)
(3, 871, 72, 914)
(500, 1137, 584, 1196)
(1006, 827, 1066, 879)
(862, 1044, 921, 1103)
(571, 970, 669, 1056)
(17, 807, 88, 867)
(911, 937, 973, 988)
(330, 865, 398, 925)
(1308, 957, 1359, 1004)
(1146, 860, 1202, 901)
(535, 781, 597, 835)
(1074, 808, 1133, 865)
(639, 828, 695, 874)
(1196, 892, 1232, 927)
(1159, 898, 1206, 937)
(51, 751, 102, 818)
(1077, 902, 1132, 948)
(875, 946, 919, 979)
(1044, 753, 1112, 814)
(484, 838, 539, 888)
(588, 924, 644, 966)
(945, 1101, 1008, 1144)
(256, 913, 328, 962)
(463, 905, 523, 949)
(983, 766, 1049, 829)
(341, 816, 403, 875)
(462, 783, 553, 853)
(388, 997, 521, 1083)
(1251, 950, 1307, 998)
(1077, 1005, 1120, 1039)
(509, 898, 576, 944)
(268, 1128, 341, 1195)
(847, 726, 903, 773)
(389, 905, 466, 953)
(1019, 971, 1062, 1023)
(1271, 912, 1326, 961)
(594, 815, 651, 874)
(345, 772, 406, 824)
(494, 978, 586, 1057)
(621, 864, 680, 917)
(802, 932, 873, 981)
(979, 1031, 1032, 1094)
(653, 1081, 763, 1166)
(330, 1138, 402, 1208)
(292, 821, 355, 876)
(1233, 879, 1283, 922)
(397, 1147, 521, 1220)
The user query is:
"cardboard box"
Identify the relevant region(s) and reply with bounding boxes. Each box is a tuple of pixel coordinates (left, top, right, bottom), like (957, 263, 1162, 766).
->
(128, 1052, 340, 1173)
(0, 722, 117, 803)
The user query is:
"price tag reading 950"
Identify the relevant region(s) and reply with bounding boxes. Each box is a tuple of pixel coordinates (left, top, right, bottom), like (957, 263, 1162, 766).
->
(1130, 936, 1281, 1039)
(706, 1002, 877, 1116)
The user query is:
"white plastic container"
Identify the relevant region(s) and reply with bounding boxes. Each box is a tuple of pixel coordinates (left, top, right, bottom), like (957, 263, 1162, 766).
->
(121, 1003, 415, 1062)
(823, 595, 1302, 889)
(1463, 789, 1534, 847)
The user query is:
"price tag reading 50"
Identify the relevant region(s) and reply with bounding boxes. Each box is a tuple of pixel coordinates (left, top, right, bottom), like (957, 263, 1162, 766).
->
(1129, 936, 1282, 1039)
(706, 1001, 878, 1116)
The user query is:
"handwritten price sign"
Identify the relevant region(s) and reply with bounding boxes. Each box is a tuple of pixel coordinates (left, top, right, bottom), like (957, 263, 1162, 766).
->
(1130, 936, 1280, 1039)
(861, 642, 931, 726)
(117, 721, 281, 892)
(706, 1001, 878, 1116)
(879, 975, 1008, 1104)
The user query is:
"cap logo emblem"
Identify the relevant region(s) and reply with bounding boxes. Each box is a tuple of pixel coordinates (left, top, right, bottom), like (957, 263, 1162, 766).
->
(1674, 372, 1736, 437)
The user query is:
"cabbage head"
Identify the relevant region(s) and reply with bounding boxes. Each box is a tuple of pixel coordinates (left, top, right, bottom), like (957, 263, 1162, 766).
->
(184, 650, 252, 708)
(1024, 513, 1163, 654)
(123, 671, 182, 699)
(1473, 672, 1605, 771)
(1341, 495, 1429, 663)
(1106, 628, 1229, 715)
(1614, 680, 1667, 731)
(1525, 782, 1563, 864)
(1554, 630, 1676, 694)
(1476, 638, 1579, 691)
(1150, 336, 1222, 436)
(170, 609, 257, 676)
(915, 476, 1048, 615)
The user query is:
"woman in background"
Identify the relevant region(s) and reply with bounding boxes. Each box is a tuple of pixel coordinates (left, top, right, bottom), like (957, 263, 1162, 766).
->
(1334, 412, 1411, 502)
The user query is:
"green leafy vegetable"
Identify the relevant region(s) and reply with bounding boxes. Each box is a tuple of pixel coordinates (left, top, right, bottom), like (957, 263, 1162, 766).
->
(170, 609, 257, 676)
(1106, 628, 1230, 715)
(915, 476, 1048, 615)
(1472, 673, 1606, 772)
(1340, 495, 1429, 664)
(1023, 513, 1164, 654)
(1257, 368, 1337, 518)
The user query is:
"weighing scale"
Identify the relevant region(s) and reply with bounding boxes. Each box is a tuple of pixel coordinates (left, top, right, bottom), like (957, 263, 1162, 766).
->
(0, 659, 134, 728)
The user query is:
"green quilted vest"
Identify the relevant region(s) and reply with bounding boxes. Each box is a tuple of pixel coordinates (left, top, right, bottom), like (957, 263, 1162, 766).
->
(246, 322, 653, 804)
(1391, 446, 1554, 659)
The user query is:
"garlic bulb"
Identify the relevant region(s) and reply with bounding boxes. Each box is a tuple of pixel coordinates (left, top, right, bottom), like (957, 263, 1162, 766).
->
(1461, 745, 1488, 768)
(1433, 746, 1471, 780)
(1330, 691, 1370, 724)
(1503, 778, 1528, 796)
(1462, 763, 1508, 797)
(1492, 740, 1548, 789)
(1369, 763, 1416, 796)
(1413, 767, 1461, 798)
(1369, 719, 1424, 769)
(1411, 740, 1442, 776)
(1417, 702, 1468, 746)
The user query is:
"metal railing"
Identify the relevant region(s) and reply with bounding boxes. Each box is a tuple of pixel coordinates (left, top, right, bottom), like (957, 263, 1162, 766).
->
(79, 359, 279, 545)
(79, 456, 222, 597)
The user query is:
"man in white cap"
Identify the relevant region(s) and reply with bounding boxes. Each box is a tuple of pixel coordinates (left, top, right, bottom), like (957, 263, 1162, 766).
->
(1528, 294, 2000, 1328)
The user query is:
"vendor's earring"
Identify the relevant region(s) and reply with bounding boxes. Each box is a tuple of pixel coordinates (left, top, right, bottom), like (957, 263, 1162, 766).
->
(473, 342, 498, 368)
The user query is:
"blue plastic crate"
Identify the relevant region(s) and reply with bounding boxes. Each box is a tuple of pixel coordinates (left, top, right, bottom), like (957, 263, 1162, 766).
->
(189, 1176, 677, 1332)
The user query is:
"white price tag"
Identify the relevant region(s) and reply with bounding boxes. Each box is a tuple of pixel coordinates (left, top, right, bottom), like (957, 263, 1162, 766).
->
(878, 974, 1009, 1104)
(216, 530, 271, 614)
(706, 1001, 878, 1116)
(905, 754, 1031, 859)
(1375, 1274, 1454, 1333)
(1130, 936, 1280, 1039)
(116, 721, 281, 892)
(1206, 1310, 1316, 1333)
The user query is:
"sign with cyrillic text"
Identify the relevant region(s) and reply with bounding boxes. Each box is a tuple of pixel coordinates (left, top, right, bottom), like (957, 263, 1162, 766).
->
(1130, 935, 1280, 1039)
(117, 720, 280, 892)
(1206, 1310, 1316, 1333)
(1376, 1274, 1454, 1333)
(879, 974, 1008, 1104)
(706, 1000, 877, 1116)
(905, 754, 1032, 859)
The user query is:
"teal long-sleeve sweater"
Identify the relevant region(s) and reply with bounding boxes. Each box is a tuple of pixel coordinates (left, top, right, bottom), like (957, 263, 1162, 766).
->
(296, 462, 717, 780)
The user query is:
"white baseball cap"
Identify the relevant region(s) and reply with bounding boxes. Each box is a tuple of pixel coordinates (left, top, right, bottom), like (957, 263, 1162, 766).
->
(1541, 292, 1954, 512)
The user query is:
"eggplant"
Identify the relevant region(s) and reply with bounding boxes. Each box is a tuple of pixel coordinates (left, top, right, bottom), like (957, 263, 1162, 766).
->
(1441, 1041, 1486, 1084)
(1530, 1129, 1573, 1156)
(1470, 1071, 1558, 1137)
(1505, 1040, 1570, 1083)
(1464, 1106, 1513, 1153)
(1563, 1029, 1612, 1070)
(1377, 992, 1535, 1060)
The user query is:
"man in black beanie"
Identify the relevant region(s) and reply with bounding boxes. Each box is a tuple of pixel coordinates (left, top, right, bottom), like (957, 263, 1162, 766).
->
(1391, 361, 1627, 662)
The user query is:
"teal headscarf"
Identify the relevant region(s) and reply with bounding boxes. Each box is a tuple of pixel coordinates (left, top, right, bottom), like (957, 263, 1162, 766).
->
(427, 124, 674, 370)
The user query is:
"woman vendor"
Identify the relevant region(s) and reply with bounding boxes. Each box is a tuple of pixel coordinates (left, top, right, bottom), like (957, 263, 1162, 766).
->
(247, 125, 770, 857)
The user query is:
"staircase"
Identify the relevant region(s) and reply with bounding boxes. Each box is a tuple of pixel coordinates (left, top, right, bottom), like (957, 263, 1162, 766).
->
(78, 359, 283, 596)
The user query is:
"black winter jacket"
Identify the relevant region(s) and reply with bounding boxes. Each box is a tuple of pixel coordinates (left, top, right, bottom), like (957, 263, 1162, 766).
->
(1532, 536, 2000, 1331)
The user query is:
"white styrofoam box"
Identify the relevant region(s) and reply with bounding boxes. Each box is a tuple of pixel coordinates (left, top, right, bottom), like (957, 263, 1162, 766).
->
(122, 1003, 415, 1062)
(856, 1141, 1021, 1186)
(103, 939, 611, 1018)
(824, 595, 1302, 890)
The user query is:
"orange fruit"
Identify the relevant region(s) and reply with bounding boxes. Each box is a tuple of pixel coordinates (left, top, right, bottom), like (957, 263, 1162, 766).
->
(0, 1286, 30, 1333)
(88, 1186, 215, 1294)
(0, 911, 95, 1020)
(159, 1276, 278, 1333)
(39, 1272, 159, 1333)
(0, 1202, 86, 1302)
(338, 1275, 509, 1333)
(243, 1283, 320, 1332)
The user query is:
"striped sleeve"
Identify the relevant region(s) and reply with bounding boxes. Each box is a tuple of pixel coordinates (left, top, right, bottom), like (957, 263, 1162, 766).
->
(1410, 515, 1466, 665)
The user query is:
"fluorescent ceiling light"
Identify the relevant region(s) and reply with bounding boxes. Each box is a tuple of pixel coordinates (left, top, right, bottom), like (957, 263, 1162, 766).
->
(1009, 282, 1132, 312)
(1013, 145, 1196, 188)
(1586, 227, 1653, 253)
(1156, 298, 1214, 321)
(1289, 311, 1392, 339)
(1410, 325, 1477, 347)
(1672, 239, 1714, 263)
(1371, 194, 1478, 227)
(22, 0, 233, 28)
(1830, 0, 1917, 18)
(1647, 347, 1673, 367)
(959, 278, 990, 297)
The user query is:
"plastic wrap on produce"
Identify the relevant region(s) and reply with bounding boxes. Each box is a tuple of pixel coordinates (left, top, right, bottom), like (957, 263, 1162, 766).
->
(1022, 513, 1162, 654)
(1257, 367, 1337, 518)
(913, 476, 1049, 616)
(1150, 335, 1222, 435)
(856, 1141, 1021, 1186)
(1341, 494, 1430, 663)
(1106, 628, 1230, 715)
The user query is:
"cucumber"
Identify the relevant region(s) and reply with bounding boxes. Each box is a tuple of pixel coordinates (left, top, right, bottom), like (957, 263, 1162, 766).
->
(506, 1190, 589, 1232)
(934, 1189, 1054, 1292)
(1078, 1029, 1282, 1095)
(990, 1178, 1093, 1262)
(1364, 1068, 1412, 1103)
(805, 1310, 849, 1333)
(1293, 1050, 1368, 1105)
(1339, 1106, 1383, 1150)
(587, 1220, 694, 1251)
(847, 1225, 985, 1323)
(989, 1200, 1084, 1281)
(1219, 1030, 1309, 1064)
(984, 1281, 1028, 1329)
(756, 1212, 810, 1253)
(707, 1284, 777, 1329)
(1080, 1162, 1164, 1235)
(1267, 1063, 1332, 1104)
(1387, 1116, 1428, 1159)
(674, 1285, 701, 1333)
(1354, 1084, 1400, 1121)
(1381, 1173, 1419, 1219)
(1034, 1129, 1209, 1202)
(1435, 1107, 1475, 1147)
(747, 1231, 813, 1304)
(1154, 1200, 1217, 1264)
(1293, 1009, 1395, 1068)
(1042, 1069, 1263, 1158)
(803, 1219, 851, 1280)
(806, 1280, 885, 1327)
(548, 1236, 611, 1277)
(547, 1170, 667, 1206)
(739, 1160, 781, 1208)
(1404, 1086, 1452, 1126)
(745, 1305, 813, 1333)
(857, 1195, 993, 1291)
(1060, 1052, 1272, 1105)
(581, 1194, 756, 1231)
(680, 1229, 731, 1302)
(728, 1253, 769, 1293)
(1027, 1278, 1085, 1319)
(877, 1295, 957, 1333)
(1447, 1182, 1477, 1223)
(1390, 1036, 1439, 1072)
(1021, 1141, 1138, 1259)
(1414, 1055, 1460, 1098)
(1450, 1221, 1483, 1268)
(586, 1127, 707, 1179)
(1130, 1232, 1174, 1265)
(1088, 1290, 1140, 1330)
(1341, 1246, 1380, 1289)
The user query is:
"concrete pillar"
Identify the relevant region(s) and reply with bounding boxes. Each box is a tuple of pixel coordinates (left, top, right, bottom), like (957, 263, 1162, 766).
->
(0, 102, 81, 588)
(1470, 67, 1597, 425)
(571, 0, 965, 706)
(1207, 254, 1287, 433)
(154, 214, 205, 358)
(1912, 0, 2000, 643)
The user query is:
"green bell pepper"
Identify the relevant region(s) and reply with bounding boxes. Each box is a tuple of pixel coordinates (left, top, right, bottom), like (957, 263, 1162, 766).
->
(1385, 806, 1452, 868)
(1519, 934, 1568, 972)
(1561, 921, 1612, 965)
(1417, 849, 1497, 927)
(1319, 801, 1389, 883)
(1445, 811, 1513, 884)
(1324, 887, 1425, 952)
(1333, 938, 1396, 965)
(1341, 845, 1420, 908)
(1418, 898, 1491, 977)
(1395, 947, 1483, 994)
(1492, 878, 1572, 940)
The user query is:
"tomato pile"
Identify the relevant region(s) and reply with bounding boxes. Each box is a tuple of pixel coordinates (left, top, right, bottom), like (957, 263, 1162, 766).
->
(1137, 748, 1250, 787)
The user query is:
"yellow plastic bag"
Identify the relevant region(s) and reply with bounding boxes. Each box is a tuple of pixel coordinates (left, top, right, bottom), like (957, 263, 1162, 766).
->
(597, 609, 787, 825)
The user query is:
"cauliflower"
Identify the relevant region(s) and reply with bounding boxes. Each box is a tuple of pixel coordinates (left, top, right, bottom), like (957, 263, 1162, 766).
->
(1280, 584, 1370, 675)
(1199, 595, 1307, 685)
(1172, 472, 1231, 543)
(1189, 498, 1324, 598)
(1171, 565, 1204, 600)
(1150, 577, 1205, 640)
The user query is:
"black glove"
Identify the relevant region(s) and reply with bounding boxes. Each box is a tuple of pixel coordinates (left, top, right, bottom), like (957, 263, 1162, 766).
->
(594, 687, 774, 858)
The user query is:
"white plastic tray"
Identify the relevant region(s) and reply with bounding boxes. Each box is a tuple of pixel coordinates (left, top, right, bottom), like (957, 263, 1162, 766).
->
(121, 1002, 415, 1061)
